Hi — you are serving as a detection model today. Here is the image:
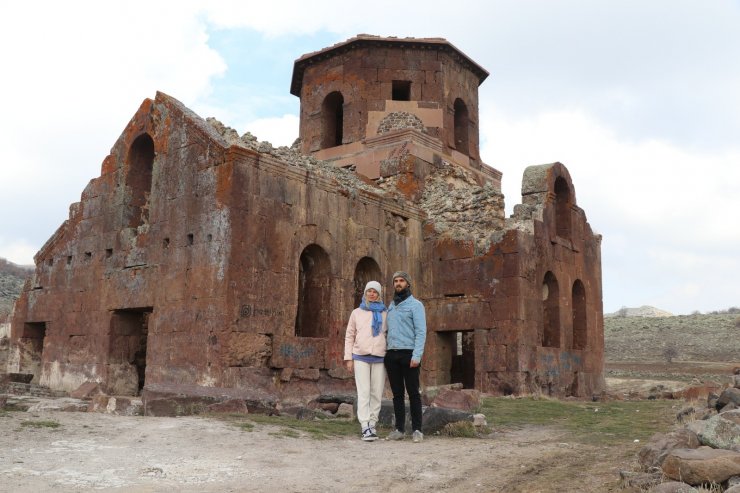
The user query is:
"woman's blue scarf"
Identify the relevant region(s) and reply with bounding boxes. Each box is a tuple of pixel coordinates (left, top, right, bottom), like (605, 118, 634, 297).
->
(359, 300, 386, 337)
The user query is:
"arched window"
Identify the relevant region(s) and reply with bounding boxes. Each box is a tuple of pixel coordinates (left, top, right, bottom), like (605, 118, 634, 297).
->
(542, 271, 560, 348)
(554, 176, 571, 239)
(295, 244, 331, 338)
(572, 280, 587, 350)
(126, 133, 155, 229)
(321, 92, 344, 149)
(453, 98, 469, 155)
(353, 257, 382, 307)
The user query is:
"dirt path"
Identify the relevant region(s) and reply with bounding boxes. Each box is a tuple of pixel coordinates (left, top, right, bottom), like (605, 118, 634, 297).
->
(0, 409, 629, 492)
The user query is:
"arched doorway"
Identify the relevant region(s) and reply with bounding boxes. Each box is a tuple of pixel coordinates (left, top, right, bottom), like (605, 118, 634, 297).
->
(295, 244, 331, 338)
(353, 257, 382, 307)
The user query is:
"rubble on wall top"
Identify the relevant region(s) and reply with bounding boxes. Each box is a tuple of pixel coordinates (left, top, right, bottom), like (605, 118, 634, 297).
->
(205, 117, 387, 197)
(417, 162, 505, 254)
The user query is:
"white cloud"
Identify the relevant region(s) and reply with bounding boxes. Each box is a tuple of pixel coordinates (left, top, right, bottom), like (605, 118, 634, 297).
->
(0, 238, 38, 266)
(481, 106, 740, 313)
(240, 114, 299, 148)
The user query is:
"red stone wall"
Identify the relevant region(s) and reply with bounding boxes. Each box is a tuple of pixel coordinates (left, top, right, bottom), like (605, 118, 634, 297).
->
(422, 163, 604, 397)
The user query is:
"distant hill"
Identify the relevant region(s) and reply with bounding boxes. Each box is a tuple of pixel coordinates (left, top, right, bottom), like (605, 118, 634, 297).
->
(604, 305, 674, 318)
(604, 312, 740, 363)
(0, 257, 33, 323)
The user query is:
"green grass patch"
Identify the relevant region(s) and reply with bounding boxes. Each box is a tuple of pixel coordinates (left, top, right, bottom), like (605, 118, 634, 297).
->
(268, 428, 301, 439)
(20, 419, 61, 429)
(236, 421, 255, 431)
(480, 396, 675, 445)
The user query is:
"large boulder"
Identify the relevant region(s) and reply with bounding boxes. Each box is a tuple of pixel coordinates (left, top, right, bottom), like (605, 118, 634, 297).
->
(639, 429, 700, 469)
(430, 388, 481, 411)
(717, 388, 740, 411)
(421, 406, 473, 434)
(661, 447, 740, 485)
(696, 409, 740, 450)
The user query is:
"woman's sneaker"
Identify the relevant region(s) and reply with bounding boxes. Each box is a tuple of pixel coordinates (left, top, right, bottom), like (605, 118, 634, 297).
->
(362, 428, 378, 441)
(412, 430, 424, 443)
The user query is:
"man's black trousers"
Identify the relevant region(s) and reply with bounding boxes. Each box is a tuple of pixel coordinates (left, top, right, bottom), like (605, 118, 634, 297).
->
(384, 349, 422, 433)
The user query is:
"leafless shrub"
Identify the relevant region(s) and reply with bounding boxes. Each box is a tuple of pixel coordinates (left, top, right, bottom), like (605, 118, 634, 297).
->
(662, 343, 678, 363)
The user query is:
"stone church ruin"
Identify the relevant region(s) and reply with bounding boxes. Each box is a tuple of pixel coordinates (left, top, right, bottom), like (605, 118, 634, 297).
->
(8, 35, 605, 411)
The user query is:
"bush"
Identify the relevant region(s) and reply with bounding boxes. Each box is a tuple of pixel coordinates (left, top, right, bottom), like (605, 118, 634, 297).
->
(442, 420, 478, 438)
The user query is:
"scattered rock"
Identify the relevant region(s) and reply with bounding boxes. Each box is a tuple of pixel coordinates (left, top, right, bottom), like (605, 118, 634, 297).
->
(70, 382, 103, 400)
(421, 406, 473, 435)
(26, 397, 89, 412)
(661, 447, 740, 485)
(430, 388, 481, 411)
(336, 403, 353, 418)
(472, 413, 487, 427)
(639, 429, 700, 469)
(716, 388, 740, 411)
(619, 470, 662, 489)
(696, 409, 740, 450)
(649, 481, 699, 492)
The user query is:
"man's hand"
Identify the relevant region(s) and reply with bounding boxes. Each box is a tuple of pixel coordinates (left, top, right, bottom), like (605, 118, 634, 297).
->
(345, 360, 354, 373)
(410, 359, 420, 368)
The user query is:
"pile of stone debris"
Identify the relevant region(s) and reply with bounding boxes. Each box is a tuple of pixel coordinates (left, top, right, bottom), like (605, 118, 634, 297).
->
(205, 118, 384, 197)
(621, 368, 740, 492)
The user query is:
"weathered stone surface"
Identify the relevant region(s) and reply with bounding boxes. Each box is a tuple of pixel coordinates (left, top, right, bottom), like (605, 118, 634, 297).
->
(421, 406, 473, 434)
(142, 383, 277, 417)
(430, 388, 481, 411)
(105, 396, 143, 416)
(649, 481, 698, 493)
(9, 373, 33, 384)
(472, 413, 487, 427)
(619, 470, 662, 489)
(336, 403, 353, 418)
(27, 397, 89, 412)
(696, 409, 740, 450)
(661, 447, 740, 485)
(717, 388, 740, 411)
(205, 399, 249, 414)
(70, 382, 103, 400)
(639, 429, 701, 469)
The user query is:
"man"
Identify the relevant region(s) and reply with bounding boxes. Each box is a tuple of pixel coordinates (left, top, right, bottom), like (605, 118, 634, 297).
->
(384, 271, 427, 442)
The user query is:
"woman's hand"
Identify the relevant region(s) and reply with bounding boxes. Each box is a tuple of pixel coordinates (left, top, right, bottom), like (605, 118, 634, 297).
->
(345, 360, 354, 373)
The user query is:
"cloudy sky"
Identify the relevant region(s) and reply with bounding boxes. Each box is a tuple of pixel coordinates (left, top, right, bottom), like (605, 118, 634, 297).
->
(1, 1, 738, 315)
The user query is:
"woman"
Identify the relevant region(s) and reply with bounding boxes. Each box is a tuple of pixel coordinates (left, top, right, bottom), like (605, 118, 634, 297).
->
(344, 281, 387, 441)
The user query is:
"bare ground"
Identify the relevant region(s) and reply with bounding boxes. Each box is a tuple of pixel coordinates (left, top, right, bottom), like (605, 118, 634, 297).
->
(0, 406, 636, 493)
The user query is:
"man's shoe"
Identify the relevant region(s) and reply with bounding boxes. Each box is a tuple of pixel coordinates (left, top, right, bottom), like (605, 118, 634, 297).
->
(412, 430, 424, 443)
(386, 429, 404, 440)
(361, 428, 378, 441)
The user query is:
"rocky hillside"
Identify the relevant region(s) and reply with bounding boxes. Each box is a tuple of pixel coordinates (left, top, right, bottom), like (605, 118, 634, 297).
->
(0, 257, 32, 322)
(604, 312, 740, 363)
(604, 305, 674, 318)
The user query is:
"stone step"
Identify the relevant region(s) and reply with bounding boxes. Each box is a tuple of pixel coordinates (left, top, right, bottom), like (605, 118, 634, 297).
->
(6, 382, 68, 398)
